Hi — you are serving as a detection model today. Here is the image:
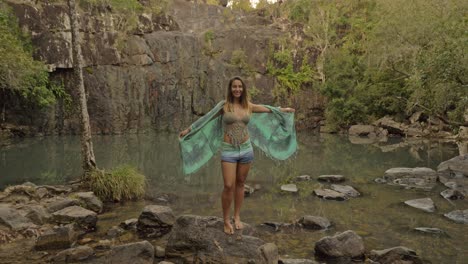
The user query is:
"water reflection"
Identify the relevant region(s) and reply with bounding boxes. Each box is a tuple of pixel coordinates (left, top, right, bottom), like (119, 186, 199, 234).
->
(0, 133, 466, 263)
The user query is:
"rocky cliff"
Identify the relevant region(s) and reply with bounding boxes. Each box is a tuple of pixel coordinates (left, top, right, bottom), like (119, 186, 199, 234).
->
(1, 0, 324, 137)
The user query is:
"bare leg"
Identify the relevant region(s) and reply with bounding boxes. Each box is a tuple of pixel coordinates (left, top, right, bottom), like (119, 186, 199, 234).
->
(221, 161, 237, 235)
(234, 162, 251, 230)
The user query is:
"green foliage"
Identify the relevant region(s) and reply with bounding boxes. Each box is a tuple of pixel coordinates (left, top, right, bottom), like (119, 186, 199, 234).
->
(231, 0, 253, 12)
(87, 165, 146, 202)
(230, 49, 253, 72)
(0, 2, 68, 109)
(204, 30, 215, 44)
(266, 49, 313, 99)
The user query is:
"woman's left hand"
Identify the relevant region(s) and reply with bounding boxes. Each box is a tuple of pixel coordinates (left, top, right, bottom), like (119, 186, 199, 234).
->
(280, 107, 295, 113)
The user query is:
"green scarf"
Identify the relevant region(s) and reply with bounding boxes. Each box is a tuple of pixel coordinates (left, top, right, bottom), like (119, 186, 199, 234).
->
(179, 100, 297, 174)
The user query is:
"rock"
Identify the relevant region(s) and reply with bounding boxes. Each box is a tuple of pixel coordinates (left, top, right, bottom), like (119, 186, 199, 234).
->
(52, 246, 94, 262)
(244, 184, 255, 197)
(254, 184, 261, 190)
(35, 225, 76, 250)
(374, 177, 387, 184)
(155, 245, 165, 258)
(281, 184, 298, 193)
(107, 226, 125, 238)
(369, 246, 422, 264)
(78, 237, 93, 245)
(22, 205, 52, 225)
(95, 239, 112, 250)
(458, 126, 468, 139)
(0, 205, 36, 231)
(317, 175, 345, 183)
(414, 227, 445, 235)
(314, 230, 365, 259)
(313, 189, 347, 201)
(166, 215, 275, 263)
(444, 209, 468, 224)
(158, 262, 175, 264)
(52, 206, 98, 230)
(35, 187, 50, 199)
(404, 198, 435, 213)
(137, 205, 175, 238)
(373, 116, 407, 136)
(348, 125, 377, 136)
(383, 167, 437, 190)
(46, 198, 80, 213)
(279, 259, 318, 264)
(440, 189, 465, 200)
(298, 216, 331, 230)
(262, 222, 292, 232)
(108, 240, 154, 264)
(72, 192, 103, 213)
(437, 155, 468, 194)
(40, 185, 72, 195)
(120, 218, 138, 230)
(410, 111, 427, 124)
(294, 175, 312, 181)
(330, 184, 360, 197)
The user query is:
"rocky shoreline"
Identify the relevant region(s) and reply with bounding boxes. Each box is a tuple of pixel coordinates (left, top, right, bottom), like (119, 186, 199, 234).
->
(1, 154, 467, 263)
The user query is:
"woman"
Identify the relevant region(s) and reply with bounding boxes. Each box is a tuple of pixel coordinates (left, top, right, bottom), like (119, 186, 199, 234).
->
(179, 76, 296, 235)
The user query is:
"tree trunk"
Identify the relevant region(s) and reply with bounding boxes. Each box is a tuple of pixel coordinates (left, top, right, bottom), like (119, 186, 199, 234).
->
(67, 0, 97, 176)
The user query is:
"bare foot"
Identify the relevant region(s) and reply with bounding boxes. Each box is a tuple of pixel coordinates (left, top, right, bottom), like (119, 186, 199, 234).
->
(234, 217, 243, 230)
(224, 222, 234, 235)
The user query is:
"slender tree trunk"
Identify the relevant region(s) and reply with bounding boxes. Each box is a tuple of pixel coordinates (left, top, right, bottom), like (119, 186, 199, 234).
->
(67, 0, 96, 176)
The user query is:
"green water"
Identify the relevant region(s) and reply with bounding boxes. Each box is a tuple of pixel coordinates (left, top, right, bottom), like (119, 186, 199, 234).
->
(1, 133, 467, 263)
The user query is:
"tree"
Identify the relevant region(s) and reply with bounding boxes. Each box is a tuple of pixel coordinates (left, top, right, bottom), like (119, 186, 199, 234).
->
(67, 0, 97, 175)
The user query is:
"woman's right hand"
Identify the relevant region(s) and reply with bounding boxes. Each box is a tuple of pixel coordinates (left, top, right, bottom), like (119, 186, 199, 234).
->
(179, 128, 191, 138)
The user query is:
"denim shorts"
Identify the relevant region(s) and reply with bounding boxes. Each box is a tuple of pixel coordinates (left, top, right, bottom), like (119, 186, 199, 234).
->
(221, 139, 254, 164)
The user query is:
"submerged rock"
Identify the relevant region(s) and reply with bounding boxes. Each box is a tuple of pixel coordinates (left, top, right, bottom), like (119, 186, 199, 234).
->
(298, 215, 331, 230)
(369, 246, 422, 264)
(313, 189, 347, 201)
(108, 240, 154, 264)
(404, 198, 435, 213)
(383, 167, 437, 190)
(244, 184, 255, 196)
(137, 205, 175, 238)
(440, 189, 465, 200)
(314, 230, 365, 260)
(294, 175, 312, 182)
(281, 184, 298, 193)
(166, 215, 277, 263)
(414, 227, 445, 235)
(444, 209, 468, 224)
(330, 184, 360, 197)
(120, 218, 138, 230)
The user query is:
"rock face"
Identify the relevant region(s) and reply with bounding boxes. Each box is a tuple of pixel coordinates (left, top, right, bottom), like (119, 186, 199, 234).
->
(3, 0, 326, 136)
(383, 167, 437, 190)
(369, 246, 422, 264)
(137, 205, 175, 238)
(108, 240, 155, 264)
(166, 215, 278, 263)
(314, 230, 365, 260)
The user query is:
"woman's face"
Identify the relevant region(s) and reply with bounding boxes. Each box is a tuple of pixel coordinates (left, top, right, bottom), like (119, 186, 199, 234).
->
(231, 80, 243, 98)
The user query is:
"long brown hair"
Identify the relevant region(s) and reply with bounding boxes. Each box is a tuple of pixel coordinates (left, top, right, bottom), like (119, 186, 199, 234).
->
(224, 76, 251, 113)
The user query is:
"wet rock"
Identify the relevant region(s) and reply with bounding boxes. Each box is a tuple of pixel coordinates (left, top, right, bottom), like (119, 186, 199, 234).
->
(22, 205, 52, 225)
(137, 205, 175, 238)
(46, 198, 80, 213)
(298, 216, 331, 230)
(281, 184, 298, 193)
(40, 185, 72, 195)
(383, 167, 437, 190)
(414, 227, 445, 235)
(440, 189, 465, 200)
(373, 116, 406, 136)
(369, 246, 422, 264)
(107, 226, 125, 238)
(437, 155, 468, 194)
(155, 245, 165, 258)
(314, 230, 365, 259)
(52, 245, 94, 262)
(35, 225, 76, 250)
(1, 184, 38, 202)
(294, 175, 312, 182)
(52, 206, 98, 230)
(166, 215, 275, 263)
(330, 184, 360, 197)
(244, 184, 255, 196)
(72, 192, 103, 213)
(313, 189, 347, 201)
(317, 175, 345, 183)
(404, 198, 435, 213)
(120, 218, 138, 230)
(0, 205, 36, 231)
(279, 259, 318, 264)
(108, 240, 154, 264)
(348, 125, 378, 137)
(262, 221, 292, 232)
(444, 209, 468, 224)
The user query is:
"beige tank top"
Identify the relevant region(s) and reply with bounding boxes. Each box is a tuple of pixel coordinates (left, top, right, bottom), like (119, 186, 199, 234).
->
(223, 111, 250, 146)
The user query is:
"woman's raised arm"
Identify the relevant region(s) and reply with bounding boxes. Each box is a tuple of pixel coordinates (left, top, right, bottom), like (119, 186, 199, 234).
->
(250, 102, 295, 113)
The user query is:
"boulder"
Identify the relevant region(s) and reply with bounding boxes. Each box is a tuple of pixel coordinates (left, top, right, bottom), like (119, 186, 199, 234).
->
(35, 225, 76, 250)
(52, 206, 98, 230)
(298, 216, 331, 230)
(444, 209, 468, 224)
(52, 245, 94, 262)
(369, 246, 422, 264)
(108, 240, 154, 264)
(373, 116, 407, 136)
(21, 205, 52, 225)
(383, 167, 437, 190)
(107, 226, 125, 238)
(313, 189, 347, 201)
(404, 198, 435, 213)
(440, 189, 465, 200)
(46, 198, 80, 213)
(72, 192, 103, 213)
(348, 125, 377, 137)
(330, 184, 360, 197)
(137, 205, 175, 238)
(314, 230, 365, 259)
(437, 155, 468, 195)
(0, 205, 36, 231)
(166, 215, 277, 263)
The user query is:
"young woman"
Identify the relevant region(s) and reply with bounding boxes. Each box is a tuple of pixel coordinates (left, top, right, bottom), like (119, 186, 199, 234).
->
(179, 76, 295, 235)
